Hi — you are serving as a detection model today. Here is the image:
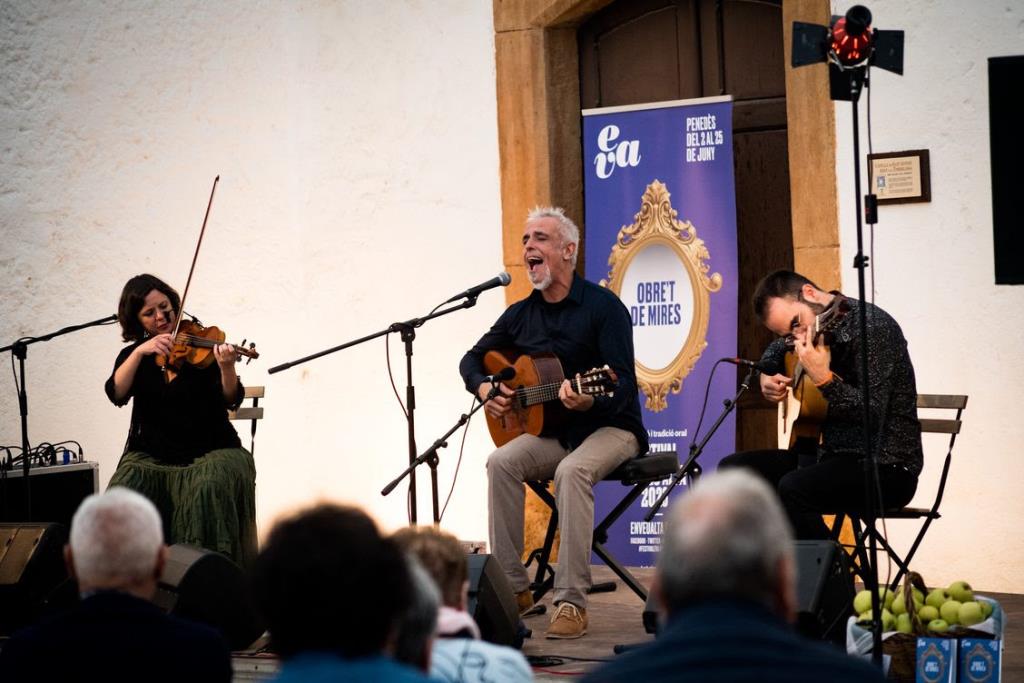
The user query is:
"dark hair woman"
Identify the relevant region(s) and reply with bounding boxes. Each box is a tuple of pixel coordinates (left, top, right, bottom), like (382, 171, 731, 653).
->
(104, 274, 257, 567)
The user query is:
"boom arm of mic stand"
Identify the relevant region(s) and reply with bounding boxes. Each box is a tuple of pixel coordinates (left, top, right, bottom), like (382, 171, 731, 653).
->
(644, 367, 758, 522)
(379, 380, 497, 506)
(267, 297, 478, 374)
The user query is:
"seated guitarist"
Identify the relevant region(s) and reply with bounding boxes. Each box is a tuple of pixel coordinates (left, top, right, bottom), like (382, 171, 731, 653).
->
(459, 207, 647, 640)
(720, 270, 922, 539)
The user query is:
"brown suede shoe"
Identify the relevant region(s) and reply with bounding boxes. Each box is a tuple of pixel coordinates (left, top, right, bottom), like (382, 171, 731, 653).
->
(546, 601, 587, 639)
(515, 589, 536, 616)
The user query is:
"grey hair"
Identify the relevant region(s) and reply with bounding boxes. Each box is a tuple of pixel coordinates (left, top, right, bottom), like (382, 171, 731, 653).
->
(527, 206, 580, 265)
(393, 554, 441, 670)
(657, 469, 794, 613)
(70, 487, 164, 587)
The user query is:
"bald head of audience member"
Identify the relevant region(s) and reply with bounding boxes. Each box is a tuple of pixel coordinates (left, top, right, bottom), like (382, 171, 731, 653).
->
(251, 504, 413, 660)
(66, 487, 167, 600)
(656, 469, 797, 622)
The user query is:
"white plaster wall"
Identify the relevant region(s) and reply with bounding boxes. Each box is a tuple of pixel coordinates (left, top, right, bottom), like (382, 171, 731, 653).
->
(0, 1, 503, 543)
(833, 1, 1024, 591)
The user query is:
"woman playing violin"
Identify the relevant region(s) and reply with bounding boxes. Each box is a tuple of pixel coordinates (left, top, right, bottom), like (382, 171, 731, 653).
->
(105, 273, 256, 567)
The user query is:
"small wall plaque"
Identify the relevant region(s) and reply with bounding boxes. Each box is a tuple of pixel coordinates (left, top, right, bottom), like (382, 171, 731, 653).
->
(868, 149, 931, 204)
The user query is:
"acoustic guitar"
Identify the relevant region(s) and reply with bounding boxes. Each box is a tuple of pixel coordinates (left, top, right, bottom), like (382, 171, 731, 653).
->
(482, 350, 617, 447)
(777, 296, 850, 449)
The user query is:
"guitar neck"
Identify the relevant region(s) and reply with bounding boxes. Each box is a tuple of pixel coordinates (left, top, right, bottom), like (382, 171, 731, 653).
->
(516, 379, 571, 407)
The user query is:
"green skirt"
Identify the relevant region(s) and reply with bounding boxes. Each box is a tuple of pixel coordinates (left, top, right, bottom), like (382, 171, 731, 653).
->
(108, 448, 257, 569)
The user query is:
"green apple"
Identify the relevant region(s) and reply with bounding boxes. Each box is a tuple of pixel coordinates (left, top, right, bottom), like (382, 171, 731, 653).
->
(913, 588, 925, 604)
(853, 589, 873, 615)
(939, 599, 962, 625)
(896, 612, 913, 633)
(979, 601, 993, 619)
(879, 587, 895, 611)
(891, 593, 906, 616)
(926, 588, 950, 609)
(948, 580, 973, 603)
(928, 619, 950, 633)
(959, 601, 984, 627)
(881, 608, 895, 632)
(918, 605, 940, 622)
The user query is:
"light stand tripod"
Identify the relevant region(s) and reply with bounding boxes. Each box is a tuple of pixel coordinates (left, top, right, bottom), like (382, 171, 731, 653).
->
(792, 4, 905, 666)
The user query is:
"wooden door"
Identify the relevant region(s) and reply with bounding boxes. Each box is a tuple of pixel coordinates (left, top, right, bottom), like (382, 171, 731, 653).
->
(579, 0, 789, 451)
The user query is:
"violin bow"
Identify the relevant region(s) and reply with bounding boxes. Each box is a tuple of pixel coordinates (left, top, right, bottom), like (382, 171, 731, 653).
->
(163, 175, 219, 380)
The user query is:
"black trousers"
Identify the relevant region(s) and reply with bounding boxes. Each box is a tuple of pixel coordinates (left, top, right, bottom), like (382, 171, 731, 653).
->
(718, 449, 918, 540)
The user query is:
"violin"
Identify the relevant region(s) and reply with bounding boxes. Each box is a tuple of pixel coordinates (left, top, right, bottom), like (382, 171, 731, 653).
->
(157, 176, 259, 382)
(156, 319, 259, 373)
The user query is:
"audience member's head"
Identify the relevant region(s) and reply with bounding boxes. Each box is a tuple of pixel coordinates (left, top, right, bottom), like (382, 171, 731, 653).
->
(67, 487, 166, 598)
(392, 526, 468, 610)
(393, 555, 440, 673)
(251, 504, 412, 660)
(656, 469, 796, 621)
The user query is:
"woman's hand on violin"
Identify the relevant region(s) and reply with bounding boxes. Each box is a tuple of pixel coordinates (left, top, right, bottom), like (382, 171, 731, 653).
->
(213, 343, 239, 368)
(135, 333, 174, 358)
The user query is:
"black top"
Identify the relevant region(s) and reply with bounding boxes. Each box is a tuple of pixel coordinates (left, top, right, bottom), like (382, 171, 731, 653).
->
(0, 590, 232, 683)
(459, 274, 648, 454)
(105, 341, 243, 465)
(759, 297, 923, 474)
(582, 599, 886, 683)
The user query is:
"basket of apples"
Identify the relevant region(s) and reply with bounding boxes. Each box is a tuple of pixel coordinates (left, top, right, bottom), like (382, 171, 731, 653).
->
(846, 573, 1002, 681)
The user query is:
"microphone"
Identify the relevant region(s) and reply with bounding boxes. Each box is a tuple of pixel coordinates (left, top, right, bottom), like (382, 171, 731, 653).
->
(445, 272, 511, 303)
(483, 367, 516, 384)
(720, 357, 769, 372)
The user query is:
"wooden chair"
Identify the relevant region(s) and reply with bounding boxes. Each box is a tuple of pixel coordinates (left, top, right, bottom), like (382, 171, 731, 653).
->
(833, 393, 967, 590)
(523, 450, 679, 607)
(228, 385, 265, 455)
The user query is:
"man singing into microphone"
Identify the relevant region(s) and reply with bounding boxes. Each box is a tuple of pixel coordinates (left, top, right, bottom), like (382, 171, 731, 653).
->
(459, 207, 647, 639)
(720, 270, 922, 540)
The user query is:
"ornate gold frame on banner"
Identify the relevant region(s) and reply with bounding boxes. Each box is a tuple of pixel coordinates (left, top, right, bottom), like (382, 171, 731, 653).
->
(601, 181, 722, 412)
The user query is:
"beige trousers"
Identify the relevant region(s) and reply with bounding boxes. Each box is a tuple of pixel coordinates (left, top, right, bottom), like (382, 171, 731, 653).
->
(486, 426, 639, 608)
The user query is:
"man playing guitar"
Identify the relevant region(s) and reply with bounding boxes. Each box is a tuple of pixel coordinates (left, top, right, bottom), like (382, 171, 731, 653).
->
(459, 207, 647, 640)
(720, 270, 922, 539)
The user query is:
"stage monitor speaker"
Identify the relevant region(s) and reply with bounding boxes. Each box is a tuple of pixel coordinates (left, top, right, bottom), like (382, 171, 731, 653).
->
(642, 540, 854, 642)
(152, 543, 264, 651)
(795, 539, 853, 645)
(466, 553, 519, 647)
(0, 523, 69, 635)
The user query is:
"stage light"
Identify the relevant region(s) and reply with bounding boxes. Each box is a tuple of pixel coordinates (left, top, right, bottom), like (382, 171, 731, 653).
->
(830, 6, 873, 66)
(790, 4, 904, 102)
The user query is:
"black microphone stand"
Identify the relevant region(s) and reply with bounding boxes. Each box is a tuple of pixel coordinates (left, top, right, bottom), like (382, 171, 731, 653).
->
(0, 314, 118, 521)
(268, 296, 480, 524)
(644, 365, 759, 522)
(381, 381, 502, 522)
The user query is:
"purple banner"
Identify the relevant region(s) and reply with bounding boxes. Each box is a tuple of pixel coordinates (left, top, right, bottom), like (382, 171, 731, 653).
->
(583, 97, 738, 567)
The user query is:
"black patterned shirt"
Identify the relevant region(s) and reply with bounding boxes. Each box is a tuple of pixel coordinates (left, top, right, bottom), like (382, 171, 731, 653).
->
(758, 297, 923, 474)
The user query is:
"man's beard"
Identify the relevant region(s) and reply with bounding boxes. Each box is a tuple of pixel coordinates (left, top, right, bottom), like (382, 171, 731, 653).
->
(528, 266, 552, 291)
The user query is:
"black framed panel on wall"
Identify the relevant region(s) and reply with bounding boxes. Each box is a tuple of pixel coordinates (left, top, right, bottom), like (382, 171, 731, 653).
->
(989, 55, 1024, 285)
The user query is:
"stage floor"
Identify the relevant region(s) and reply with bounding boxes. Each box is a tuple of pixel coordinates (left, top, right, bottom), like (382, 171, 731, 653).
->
(232, 564, 1023, 681)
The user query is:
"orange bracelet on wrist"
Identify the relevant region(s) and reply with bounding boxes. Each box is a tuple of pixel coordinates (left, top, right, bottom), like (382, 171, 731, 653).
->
(814, 371, 834, 388)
